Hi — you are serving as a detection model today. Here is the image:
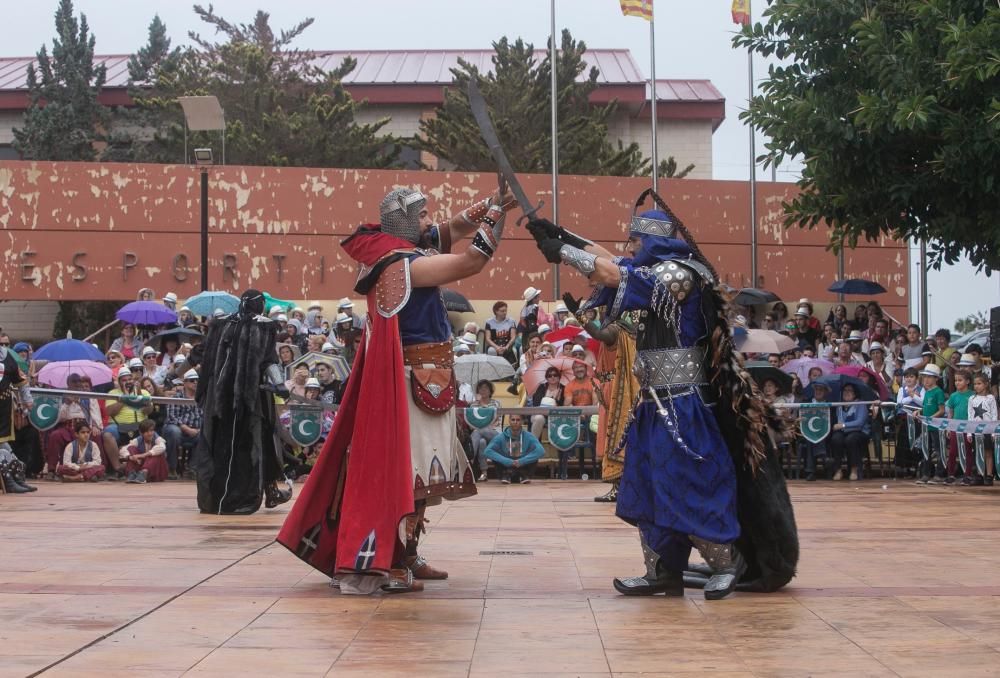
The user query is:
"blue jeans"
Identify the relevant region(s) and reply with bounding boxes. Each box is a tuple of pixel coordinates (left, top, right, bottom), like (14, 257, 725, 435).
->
(163, 424, 199, 473)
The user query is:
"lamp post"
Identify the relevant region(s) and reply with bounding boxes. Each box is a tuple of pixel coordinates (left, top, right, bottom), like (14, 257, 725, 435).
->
(193, 149, 213, 291)
(178, 96, 225, 292)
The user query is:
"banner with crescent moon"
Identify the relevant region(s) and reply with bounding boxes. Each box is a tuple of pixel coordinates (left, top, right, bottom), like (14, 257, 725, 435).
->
(800, 405, 831, 444)
(29, 395, 61, 431)
(289, 407, 323, 446)
(464, 406, 497, 430)
(548, 408, 582, 451)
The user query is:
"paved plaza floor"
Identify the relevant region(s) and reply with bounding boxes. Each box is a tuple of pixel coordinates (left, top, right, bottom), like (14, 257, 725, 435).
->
(2, 478, 1000, 677)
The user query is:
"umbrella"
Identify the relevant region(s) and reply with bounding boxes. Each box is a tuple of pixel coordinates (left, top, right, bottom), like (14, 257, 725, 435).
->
(744, 361, 793, 394)
(146, 327, 203, 351)
(34, 338, 106, 362)
(782, 358, 836, 387)
(542, 326, 600, 356)
(736, 329, 797, 355)
(454, 354, 515, 385)
(37, 360, 114, 388)
(733, 288, 780, 307)
(802, 373, 877, 403)
(117, 301, 177, 326)
(263, 292, 296, 314)
(833, 365, 891, 401)
(183, 291, 239, 317)
(287, 351, 350, 382)
(523, 357, 593, 393)
(442, 288, 475, 313)
(827, 279, 887, 295)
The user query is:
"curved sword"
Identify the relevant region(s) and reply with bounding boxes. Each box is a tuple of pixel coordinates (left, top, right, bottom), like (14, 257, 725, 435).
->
(467, 78, 544, 225)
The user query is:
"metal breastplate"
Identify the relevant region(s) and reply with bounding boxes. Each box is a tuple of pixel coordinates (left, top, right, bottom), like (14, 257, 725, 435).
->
(633, 347, 708, 391)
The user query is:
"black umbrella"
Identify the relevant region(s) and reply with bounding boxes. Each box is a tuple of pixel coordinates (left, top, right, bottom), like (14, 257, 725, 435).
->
(442, 288, 475, 313)
(802, 373, 877, 402)
(745, 361, 794, 395)
(827, 278, 886, 295)
(733, 288, 780, 307)
(146, 326, 204, 351)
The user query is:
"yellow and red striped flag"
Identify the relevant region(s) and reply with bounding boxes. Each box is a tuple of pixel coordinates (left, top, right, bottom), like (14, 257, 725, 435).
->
(620, 0, 653, 21)
(731, 0, 751, 25)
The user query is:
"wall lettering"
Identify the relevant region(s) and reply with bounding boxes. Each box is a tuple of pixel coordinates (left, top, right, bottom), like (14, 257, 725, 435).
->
(70, 252, 87, 281)
(172, 254, 189, 282)
(20, 250, 36, 282)
(122, 252, 138, 281)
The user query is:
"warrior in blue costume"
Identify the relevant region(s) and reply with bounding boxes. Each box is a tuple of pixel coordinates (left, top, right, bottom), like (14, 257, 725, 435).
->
(529, 189, 798, 600)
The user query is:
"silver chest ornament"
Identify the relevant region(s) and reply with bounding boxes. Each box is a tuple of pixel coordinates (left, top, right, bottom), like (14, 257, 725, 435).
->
(653, 261, 695, 301)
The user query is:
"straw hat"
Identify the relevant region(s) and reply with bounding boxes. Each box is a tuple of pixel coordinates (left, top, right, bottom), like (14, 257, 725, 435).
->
(919, 364, 942, 378)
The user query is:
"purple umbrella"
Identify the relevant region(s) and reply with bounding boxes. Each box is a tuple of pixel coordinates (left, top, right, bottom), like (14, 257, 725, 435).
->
(37, 360, 114, 388)
(782, 358, 835, 387)
(116, 301, 177, 326)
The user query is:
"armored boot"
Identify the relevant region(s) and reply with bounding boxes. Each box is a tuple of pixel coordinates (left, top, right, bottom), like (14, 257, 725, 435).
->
(0, 461, 33, 494)
(403, 504, 448, 580)
(690, 536, 746, 601)
(613, 534, 684, 596)
(264, 478, 293, 508)
(10, 459, 37, 492)
(594, 479, 619, 503)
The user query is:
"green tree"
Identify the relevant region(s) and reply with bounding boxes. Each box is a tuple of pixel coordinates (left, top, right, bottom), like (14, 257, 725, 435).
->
(735, 0, 1000, 272)
(12, 0, 108, 161)
(119, 6, 399, 168)
(419, 30, 684, 177)
(953, 311, 989, 335)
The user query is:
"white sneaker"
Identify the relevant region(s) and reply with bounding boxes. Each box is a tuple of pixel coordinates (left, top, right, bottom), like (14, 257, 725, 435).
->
(832, 470, 843, 481)
(848, 471, 858, 481)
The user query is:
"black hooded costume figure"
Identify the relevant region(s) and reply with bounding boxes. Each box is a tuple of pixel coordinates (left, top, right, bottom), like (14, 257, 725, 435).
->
(193, 289, 292, 514)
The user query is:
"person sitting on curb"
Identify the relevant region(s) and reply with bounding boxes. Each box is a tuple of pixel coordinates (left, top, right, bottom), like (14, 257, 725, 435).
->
(484, 414, 546, 484)
(124, 419, 169, 483)
(58, 420, 105, 482)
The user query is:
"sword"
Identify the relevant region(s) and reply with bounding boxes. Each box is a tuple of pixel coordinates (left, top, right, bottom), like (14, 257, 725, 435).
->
(467, 78, 544, 225)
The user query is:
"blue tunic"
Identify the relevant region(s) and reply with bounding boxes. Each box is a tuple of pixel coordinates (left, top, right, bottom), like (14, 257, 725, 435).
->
(398, 253, 452, 346)
(588, 250, 739, 546)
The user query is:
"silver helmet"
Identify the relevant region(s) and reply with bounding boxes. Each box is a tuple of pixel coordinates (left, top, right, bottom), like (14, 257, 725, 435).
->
(380, 188, 427, 244)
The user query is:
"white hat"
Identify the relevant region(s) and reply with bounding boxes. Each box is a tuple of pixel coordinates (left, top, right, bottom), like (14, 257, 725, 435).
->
(141, 346, 157, 357)
(179, 305, 191, 313)
(540, 396, 558, 407)
(338, 297, 354, 310)
(564, 317, 580, 327)
(868, 342, 885, 353)
(322, 342, 336, 353)
(163, 292, 177, 303)
(291, 306, 305, 315)
(794, 306, 810, 318)
(798, 298, 811, 306)
(213, 308, 226, 318)
(268, 306, 283, 316)
(127, 358, 143, 370)
(570, 344, 585, 354)
(181, 342, 192, 351)
(336, 312, 351, 324)
(919, 364, 942, 378)
(847, 330, 864, 342)
(958, 353, 977, 366)
(276, 314, 288, 322)
(554, 302, 569, 314)
(537, 323, 551, 335)
(305, 377, 321, 389)
(454, 342, 471, 355)
(117, 366, 132, 379)
(308, 301, 323, 311)
(523, 287, 541, 302)
(183, 369, 199, 380)
(459, 332, 477, 346)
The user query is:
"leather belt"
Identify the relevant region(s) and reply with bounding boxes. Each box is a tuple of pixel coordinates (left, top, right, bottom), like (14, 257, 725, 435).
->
(633, 347, 708, 390)
(402, 340, 454, 369)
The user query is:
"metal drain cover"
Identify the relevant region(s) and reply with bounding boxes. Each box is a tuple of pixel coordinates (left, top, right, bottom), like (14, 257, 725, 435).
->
(480, 550, 533, 556)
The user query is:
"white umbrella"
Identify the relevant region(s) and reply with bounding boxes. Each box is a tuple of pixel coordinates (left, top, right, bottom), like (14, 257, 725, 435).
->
(737, 329, 797, 355)
(454, 354, 515, 385)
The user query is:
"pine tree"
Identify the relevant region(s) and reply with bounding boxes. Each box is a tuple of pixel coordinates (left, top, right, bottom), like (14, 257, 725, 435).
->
(12, 0, 108, 161)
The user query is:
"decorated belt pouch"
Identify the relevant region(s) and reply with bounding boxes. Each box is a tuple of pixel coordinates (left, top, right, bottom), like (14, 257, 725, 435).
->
(410, 367, 457, 415)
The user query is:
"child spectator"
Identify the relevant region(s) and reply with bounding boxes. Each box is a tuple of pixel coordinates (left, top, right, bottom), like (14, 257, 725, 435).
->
(894, 368, 924, 478)
(917, 365, 947, 484)
(58, 420, 105, 482)
(945, 370, 974, 485)
(124, 419, 168, 483)
(969, 373, 997, 486)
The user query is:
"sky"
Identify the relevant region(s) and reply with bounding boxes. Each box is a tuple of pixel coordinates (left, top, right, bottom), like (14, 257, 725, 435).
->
(4, 0, 996, 331)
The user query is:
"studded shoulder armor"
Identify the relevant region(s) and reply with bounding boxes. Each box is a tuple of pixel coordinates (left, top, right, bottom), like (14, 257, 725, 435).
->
(652, 260, 702, 302)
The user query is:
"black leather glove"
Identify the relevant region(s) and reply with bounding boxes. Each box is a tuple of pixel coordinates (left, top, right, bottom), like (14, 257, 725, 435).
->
(527, 218, 560, 244)
(538, 237, 564, 264)
(562, 293, 582, 315)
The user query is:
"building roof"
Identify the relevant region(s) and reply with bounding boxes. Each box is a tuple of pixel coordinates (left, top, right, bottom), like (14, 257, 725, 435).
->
(0, 49, 724, 126)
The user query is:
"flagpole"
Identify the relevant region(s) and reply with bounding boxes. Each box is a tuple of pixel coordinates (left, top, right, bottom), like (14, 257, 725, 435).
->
(649, 1, 658, 192)
(551, 0, 560, 299)
(747, 44, 758, 287)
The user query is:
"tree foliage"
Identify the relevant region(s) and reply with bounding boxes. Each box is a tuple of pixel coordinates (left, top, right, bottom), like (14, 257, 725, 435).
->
(953, 311, 989, 335)
(419, 30, 689, 178)
(12, 0, 108, 161)
(114, 5, 399, 168)
(735, 0, 1000, 272)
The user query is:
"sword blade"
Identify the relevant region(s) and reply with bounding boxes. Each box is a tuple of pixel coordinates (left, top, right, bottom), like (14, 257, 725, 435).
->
(467, 78, 543, 224)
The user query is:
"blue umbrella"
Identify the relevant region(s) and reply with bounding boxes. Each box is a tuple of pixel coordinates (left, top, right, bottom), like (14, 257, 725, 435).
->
(802, 373, 877, 402)
(183, 291, 240, 317)
(827, 279, 886, 295)
(116, 301, 178, 326)
(34, 338, 106, 362)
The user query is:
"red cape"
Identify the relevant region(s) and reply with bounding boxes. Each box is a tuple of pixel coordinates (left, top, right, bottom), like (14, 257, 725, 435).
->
(277, 225, 415, 575)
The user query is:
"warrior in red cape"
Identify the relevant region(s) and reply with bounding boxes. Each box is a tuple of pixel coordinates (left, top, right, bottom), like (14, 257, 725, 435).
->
(278, 186, 512, 593)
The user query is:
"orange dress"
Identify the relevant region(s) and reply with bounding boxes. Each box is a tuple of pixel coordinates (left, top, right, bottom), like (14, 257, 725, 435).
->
(596, 325, 638, 482)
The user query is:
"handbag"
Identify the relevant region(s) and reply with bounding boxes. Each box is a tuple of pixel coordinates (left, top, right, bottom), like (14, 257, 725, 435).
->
(410, 368, 457, 415)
